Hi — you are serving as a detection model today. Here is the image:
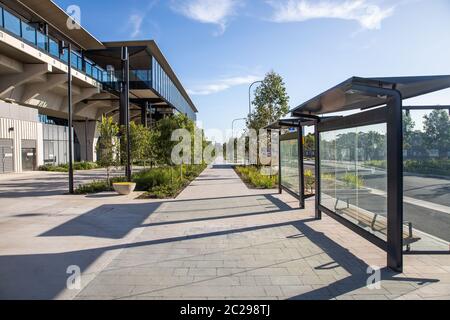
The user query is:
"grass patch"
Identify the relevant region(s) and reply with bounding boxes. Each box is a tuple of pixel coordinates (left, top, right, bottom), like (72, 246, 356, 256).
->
(234, 166, 278, 189)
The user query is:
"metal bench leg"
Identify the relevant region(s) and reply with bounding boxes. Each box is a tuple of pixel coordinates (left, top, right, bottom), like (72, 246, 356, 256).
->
(406, 222, 413, 252)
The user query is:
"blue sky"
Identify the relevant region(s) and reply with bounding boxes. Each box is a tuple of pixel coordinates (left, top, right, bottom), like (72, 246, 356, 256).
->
(54, 0, 450, 140)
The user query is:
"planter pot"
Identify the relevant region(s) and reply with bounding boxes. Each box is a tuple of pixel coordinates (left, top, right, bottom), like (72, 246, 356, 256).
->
(113, 182, 136, 195)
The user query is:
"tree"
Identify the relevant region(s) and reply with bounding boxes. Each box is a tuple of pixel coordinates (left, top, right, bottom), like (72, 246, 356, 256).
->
(304, 133, 315, 158)
(246, 71, 290, 165)
(423, 110, 450, 159)
(403, 111, 415, 152)
(119, 122, 152, 169)
(153, 113, 196, 166)
(96, 116, 119, 184)
(247, 71, 290, 131)
(144, 129, 160, 168)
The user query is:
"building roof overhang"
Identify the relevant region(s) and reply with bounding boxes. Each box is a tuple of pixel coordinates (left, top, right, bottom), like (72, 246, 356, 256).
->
(16, 0, 105, 50)
(85, 40, 198, 113)
(291, 75, 450, 116)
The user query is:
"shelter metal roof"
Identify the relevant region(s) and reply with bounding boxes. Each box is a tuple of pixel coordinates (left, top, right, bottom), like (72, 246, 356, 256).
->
(265, 117, 316, 130)
(291, 75, 450, 116)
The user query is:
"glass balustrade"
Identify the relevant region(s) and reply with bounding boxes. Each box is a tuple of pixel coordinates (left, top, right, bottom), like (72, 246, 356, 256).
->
(0, 5, 106, 83)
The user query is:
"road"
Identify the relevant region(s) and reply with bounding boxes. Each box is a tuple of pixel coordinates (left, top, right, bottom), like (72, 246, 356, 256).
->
(304, 161, 450, 243)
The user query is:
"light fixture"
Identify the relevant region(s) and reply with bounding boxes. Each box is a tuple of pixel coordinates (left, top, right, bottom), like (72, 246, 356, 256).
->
(8, 127, 14, 133)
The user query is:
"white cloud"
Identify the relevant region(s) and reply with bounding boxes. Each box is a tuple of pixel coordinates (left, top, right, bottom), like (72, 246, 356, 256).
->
(171, 0, 241, 34)
(127, 1, 159, 39)
(268, 0, 394, 30)
(188, 75, 262, 95)
(128, 14, 144, 38)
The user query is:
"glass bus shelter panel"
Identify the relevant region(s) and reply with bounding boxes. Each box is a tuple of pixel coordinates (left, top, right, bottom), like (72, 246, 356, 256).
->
(280, 138, 300, 196)
(403, 109, 450, 252)
(319, 123, 388, 241)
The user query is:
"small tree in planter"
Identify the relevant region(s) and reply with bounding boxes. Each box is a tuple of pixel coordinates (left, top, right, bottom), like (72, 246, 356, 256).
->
(127, 122, 151, 167)
(96, 116, 120, 184)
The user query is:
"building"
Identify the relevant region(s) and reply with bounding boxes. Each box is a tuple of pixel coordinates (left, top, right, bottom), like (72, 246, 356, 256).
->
(0, 0, 198, 173)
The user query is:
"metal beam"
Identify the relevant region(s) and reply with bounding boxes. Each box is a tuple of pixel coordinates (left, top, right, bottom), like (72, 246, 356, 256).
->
(403, 105, 450, 110)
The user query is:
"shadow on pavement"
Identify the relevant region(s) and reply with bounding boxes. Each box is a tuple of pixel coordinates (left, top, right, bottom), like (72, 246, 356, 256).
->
(0, 210, 439, 299)
(40, 203, 161, 239)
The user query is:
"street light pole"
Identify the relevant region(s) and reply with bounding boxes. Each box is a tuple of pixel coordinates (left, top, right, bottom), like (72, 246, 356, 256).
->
(60, 42, 74, 194)
(121, 47, 132, 182)
(232, 118, 247, 138)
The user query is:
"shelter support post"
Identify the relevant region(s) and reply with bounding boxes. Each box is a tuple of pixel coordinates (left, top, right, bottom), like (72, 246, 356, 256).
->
(314, 123, 321, 220)
(352, 84, 404, 272)
(386, 91, 404, 272)
(298, 126, 305, 209)
(278, 130, 282, 194)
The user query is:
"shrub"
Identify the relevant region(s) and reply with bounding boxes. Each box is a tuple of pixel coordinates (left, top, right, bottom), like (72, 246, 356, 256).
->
(404, 159, 450, 177)
(235, 166, 277, 189)
(75, 165, 207, 197)
(74, 162, 98, 170)
(74, 180, 111, 194)
(39, 164, 68, 172)
(39, 162, 99, 172)
(364, 160, 387, 169)
(133, 167, 174, 191)
(304, 169, 315, 193)
(342, 173, 364, 188)
(148, 183, 182, 199)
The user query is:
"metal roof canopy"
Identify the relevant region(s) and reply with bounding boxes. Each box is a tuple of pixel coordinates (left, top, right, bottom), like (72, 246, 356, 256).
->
(266, 117, 313, 130)
(265, 116, 340, 130)
(292, 75, 450, 116)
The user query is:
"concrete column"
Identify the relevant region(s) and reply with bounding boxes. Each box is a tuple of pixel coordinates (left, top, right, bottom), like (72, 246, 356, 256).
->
(36, 122, 44, 167)
(73, 120, 99, 162)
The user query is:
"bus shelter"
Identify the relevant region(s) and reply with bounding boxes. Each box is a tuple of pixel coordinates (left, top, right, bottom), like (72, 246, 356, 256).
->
(290, 75, 450, 271)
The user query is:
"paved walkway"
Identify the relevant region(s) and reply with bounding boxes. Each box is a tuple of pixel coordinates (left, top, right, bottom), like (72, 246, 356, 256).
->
(76, 165, 449, 300)
(1, 164, 449, 300)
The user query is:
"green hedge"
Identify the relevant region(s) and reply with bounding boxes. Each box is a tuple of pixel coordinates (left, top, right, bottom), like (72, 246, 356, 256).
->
(404, 159, 450, 177)
(364, 159, 450, 176)
(39, 162, 99, 172)
(235, 166, 278, 189)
